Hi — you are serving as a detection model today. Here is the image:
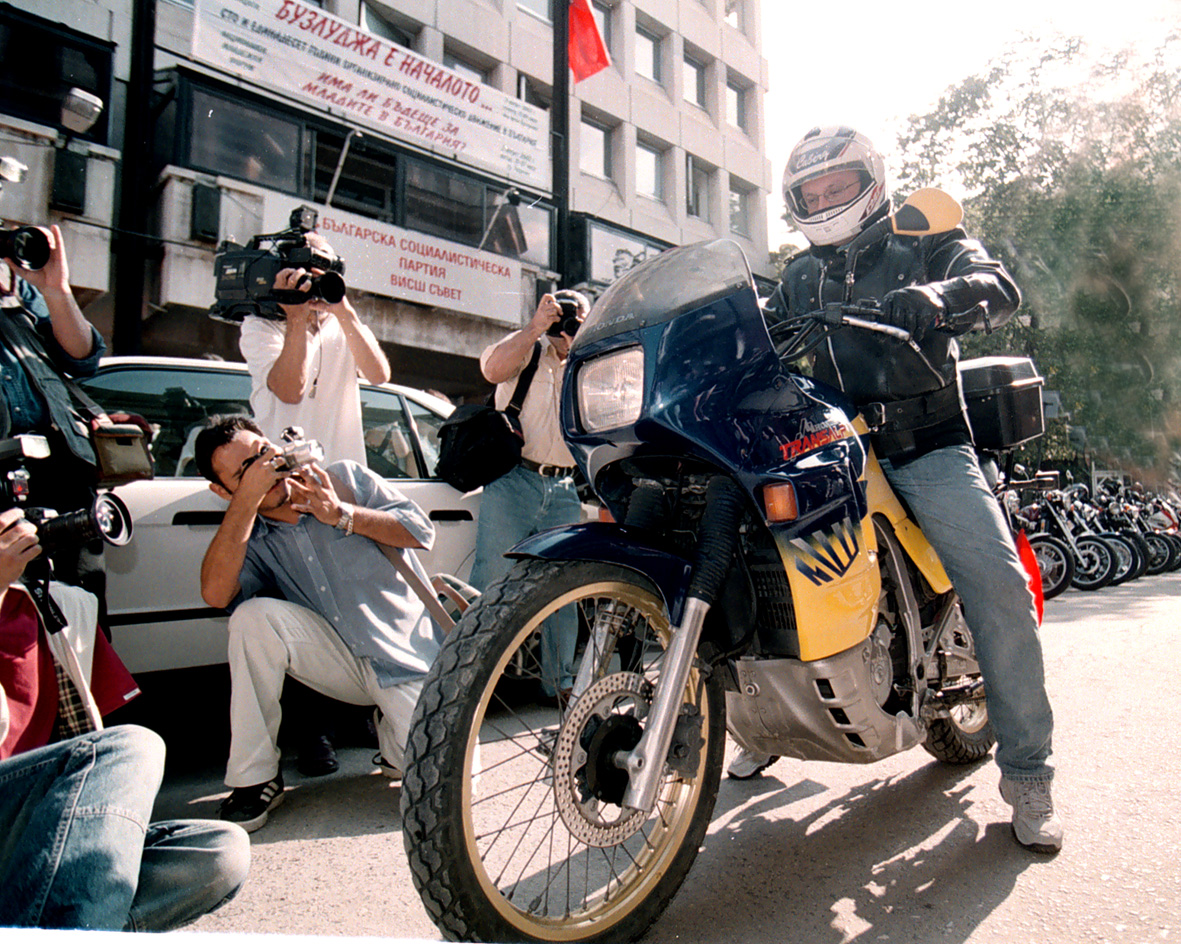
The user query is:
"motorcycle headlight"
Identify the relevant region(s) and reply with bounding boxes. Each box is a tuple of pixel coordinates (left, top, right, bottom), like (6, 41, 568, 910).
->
(577, 347, 644, 433)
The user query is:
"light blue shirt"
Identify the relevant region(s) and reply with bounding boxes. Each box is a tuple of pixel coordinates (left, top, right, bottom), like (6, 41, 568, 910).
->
(234, 460, 442, 687)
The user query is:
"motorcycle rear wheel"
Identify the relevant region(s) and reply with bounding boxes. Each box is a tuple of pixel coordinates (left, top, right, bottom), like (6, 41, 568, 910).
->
(401, 559, 726, 944)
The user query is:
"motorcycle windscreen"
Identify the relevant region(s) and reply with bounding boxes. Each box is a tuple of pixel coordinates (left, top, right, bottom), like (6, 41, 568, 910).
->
(573, 239, 754, 351)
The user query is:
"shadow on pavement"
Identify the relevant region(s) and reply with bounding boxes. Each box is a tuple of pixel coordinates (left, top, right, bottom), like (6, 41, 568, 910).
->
(651, 758, 1044, 944)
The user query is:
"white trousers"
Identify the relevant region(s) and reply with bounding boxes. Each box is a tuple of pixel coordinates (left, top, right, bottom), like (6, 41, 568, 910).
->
(225, 597, 423, 787)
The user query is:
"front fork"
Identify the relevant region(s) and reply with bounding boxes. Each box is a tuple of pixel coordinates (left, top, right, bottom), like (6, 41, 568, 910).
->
(590, 476, 746, 815)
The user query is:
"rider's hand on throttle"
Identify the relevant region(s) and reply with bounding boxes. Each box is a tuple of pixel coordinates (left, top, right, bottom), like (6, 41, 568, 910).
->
(880, 285, 945, 341)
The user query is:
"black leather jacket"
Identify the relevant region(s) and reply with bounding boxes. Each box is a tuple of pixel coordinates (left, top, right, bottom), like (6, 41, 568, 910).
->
(772, 226, 1021, 458)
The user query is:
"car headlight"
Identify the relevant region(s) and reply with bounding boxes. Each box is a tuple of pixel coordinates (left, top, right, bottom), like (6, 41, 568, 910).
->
(577, 347, 644, 433)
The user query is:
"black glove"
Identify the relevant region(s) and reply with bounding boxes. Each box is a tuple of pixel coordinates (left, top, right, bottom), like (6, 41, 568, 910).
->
(879, 285, 946, 341)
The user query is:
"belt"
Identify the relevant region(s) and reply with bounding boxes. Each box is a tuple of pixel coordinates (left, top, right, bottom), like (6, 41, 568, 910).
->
(521, 458, 575, 477)
(863, 383, 963, 433)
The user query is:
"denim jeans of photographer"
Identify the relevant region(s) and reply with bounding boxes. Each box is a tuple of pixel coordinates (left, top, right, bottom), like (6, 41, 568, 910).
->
(470, 464, 581, 696)
(0, 725, 250, 930)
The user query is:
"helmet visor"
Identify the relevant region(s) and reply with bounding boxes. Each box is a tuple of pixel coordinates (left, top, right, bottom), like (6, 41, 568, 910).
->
(787, 168, 873, 220)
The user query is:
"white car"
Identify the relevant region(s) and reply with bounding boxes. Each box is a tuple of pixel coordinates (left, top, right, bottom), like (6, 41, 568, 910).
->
(80, 356, 479, 675)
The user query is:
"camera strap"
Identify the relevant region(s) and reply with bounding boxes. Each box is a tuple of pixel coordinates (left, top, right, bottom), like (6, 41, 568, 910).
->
(22, 569, 68, 634)
(503, 341, 543, 420)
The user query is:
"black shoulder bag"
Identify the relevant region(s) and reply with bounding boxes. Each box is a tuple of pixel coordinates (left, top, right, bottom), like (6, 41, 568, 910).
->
(435, 342, 542, 493)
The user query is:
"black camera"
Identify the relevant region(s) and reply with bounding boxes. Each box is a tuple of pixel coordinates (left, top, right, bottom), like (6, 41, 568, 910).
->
(0, 225, 50, 270)
(1, 435, 133, 555)
(547, 298, 584, 338)
(208, 206, 347, 325)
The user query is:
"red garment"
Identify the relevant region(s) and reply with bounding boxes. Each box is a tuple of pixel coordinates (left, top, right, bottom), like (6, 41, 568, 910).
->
(569, 0, 610, 82)
(0, 589, 57, 759)
(0, 587, 140, 760)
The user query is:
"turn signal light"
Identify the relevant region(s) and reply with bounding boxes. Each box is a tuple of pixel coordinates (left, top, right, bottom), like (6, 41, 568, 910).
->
(762, 482, 798, 522)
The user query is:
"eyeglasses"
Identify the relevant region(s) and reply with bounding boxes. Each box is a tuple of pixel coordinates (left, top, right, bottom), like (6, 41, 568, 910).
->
(801, 179, 861, 212)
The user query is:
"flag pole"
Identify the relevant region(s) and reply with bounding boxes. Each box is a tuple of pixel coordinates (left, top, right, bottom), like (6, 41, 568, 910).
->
(552, 0, 571, 288)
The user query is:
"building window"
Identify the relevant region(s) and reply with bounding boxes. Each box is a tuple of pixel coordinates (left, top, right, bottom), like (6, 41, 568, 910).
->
(729, 185, 750, 236)
(313, 132, 394, 220)
(686, 156, 709, 221)
(591, 2, 611, 53)
(404, 160, 552, 266)
(443, 52, 489, 86)
(683, 55, 706, 108)
(188, 88, 301, 191)
(726, 80, 747, 130)
(580, 120, 611, 179)
(724, 0, 743, 30)
(636, 142, 662, 200)
(518, 0, 551, 20)
(635, 27, 661, 82)
(361, 2, 414, 47)
(0, 7, 113, 144)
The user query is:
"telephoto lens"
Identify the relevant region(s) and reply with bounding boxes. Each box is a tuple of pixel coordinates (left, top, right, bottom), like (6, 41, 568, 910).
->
(0, 226, 50, 270)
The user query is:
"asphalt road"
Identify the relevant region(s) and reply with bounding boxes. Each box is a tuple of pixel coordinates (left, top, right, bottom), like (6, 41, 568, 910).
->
(160, 570, 1181, 944)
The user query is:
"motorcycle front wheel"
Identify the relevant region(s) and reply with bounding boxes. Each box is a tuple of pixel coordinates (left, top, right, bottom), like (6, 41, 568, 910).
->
(1070, 535, 1118, 591)
(1027, 533, 1075, 600)
(402, 558, 726, 944)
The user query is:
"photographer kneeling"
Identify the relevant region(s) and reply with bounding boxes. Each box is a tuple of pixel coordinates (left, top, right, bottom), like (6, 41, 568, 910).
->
(195, 416, 445, 832)
(0, 507, 250, 929)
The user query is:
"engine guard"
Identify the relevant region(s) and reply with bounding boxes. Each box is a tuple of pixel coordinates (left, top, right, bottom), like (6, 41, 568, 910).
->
(506, 522, 694, 624)
(726, 641, 925, 765)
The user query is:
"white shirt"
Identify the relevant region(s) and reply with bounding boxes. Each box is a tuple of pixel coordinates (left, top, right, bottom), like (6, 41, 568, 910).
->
(480, 334, 575, 468)
(239, 314, 373, 465)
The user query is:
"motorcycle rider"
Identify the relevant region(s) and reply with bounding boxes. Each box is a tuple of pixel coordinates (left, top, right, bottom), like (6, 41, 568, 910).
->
(739, 126, 1062, 853)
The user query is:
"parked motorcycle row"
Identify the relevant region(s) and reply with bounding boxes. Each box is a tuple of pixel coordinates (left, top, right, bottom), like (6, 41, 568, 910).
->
(1000, 474, 1181, 599)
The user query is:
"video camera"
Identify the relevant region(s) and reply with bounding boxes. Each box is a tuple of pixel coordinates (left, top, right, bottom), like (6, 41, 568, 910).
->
(208, 206, 347, 325)
(1, 434, 133, 556)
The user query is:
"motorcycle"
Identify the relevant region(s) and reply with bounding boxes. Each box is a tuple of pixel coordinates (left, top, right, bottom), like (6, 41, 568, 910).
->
(401, 191, 1035, 943)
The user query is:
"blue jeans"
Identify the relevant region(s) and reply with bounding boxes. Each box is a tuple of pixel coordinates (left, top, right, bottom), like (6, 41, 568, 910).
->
(471, 464, 582, 695)
(881, 444, 1054, 782)
(0, 725, 251, 930)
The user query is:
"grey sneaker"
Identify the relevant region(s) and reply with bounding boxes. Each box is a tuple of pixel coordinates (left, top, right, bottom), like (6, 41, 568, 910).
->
(999, 778, 1063, 853)
(373, 753, 403, 781)
(727, 747, 778, 780)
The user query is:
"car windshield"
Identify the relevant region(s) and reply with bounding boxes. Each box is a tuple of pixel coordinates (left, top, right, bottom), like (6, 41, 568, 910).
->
(572, 239, 754, 351)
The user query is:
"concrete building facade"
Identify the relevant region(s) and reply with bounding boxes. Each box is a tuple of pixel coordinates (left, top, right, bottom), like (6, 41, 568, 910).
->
(0, 0, 770, 398)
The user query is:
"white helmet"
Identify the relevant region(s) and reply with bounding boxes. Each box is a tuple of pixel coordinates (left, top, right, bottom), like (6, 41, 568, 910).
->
(783, 126, 888, 246)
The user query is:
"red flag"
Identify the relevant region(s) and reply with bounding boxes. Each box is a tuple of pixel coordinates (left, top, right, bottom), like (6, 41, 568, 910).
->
(568, 0, 610, 82)
(1015, 530, 1044, 625)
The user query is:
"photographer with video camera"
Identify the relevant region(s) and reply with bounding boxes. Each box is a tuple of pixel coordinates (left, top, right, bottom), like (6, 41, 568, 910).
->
(0, 222, 112, 598)
(469, 289, 588, 703)
(0, 506, 251, 930)
(195, 415, 445, 832)
(219, 209, 390, 466)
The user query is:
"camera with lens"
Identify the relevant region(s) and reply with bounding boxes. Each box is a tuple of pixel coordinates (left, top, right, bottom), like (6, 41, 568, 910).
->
(0, 157, 51, 271)
(1, 434, 133, 556)
(208, 206, 347, 325)
(546, 291, 587, 338)
(273, 427, 325, 473)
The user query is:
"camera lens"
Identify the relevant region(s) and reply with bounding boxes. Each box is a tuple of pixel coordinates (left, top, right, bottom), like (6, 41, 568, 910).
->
(314, 271, 346, 304)
(0, 226, 50, 270)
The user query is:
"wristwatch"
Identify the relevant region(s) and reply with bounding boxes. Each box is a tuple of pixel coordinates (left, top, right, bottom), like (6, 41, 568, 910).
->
(334, 503, 355, 537)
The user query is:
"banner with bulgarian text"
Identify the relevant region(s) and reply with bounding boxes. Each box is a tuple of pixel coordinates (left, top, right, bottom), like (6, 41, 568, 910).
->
(192, 0, 549, 191)
(261, 194, 522, 323)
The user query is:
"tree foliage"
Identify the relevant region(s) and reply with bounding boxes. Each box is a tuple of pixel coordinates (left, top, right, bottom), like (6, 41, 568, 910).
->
(893, 31, 1181, 483)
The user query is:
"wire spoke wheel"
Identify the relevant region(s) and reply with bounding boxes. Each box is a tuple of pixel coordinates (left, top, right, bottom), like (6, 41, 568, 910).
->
(402, 559, 725, 944)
